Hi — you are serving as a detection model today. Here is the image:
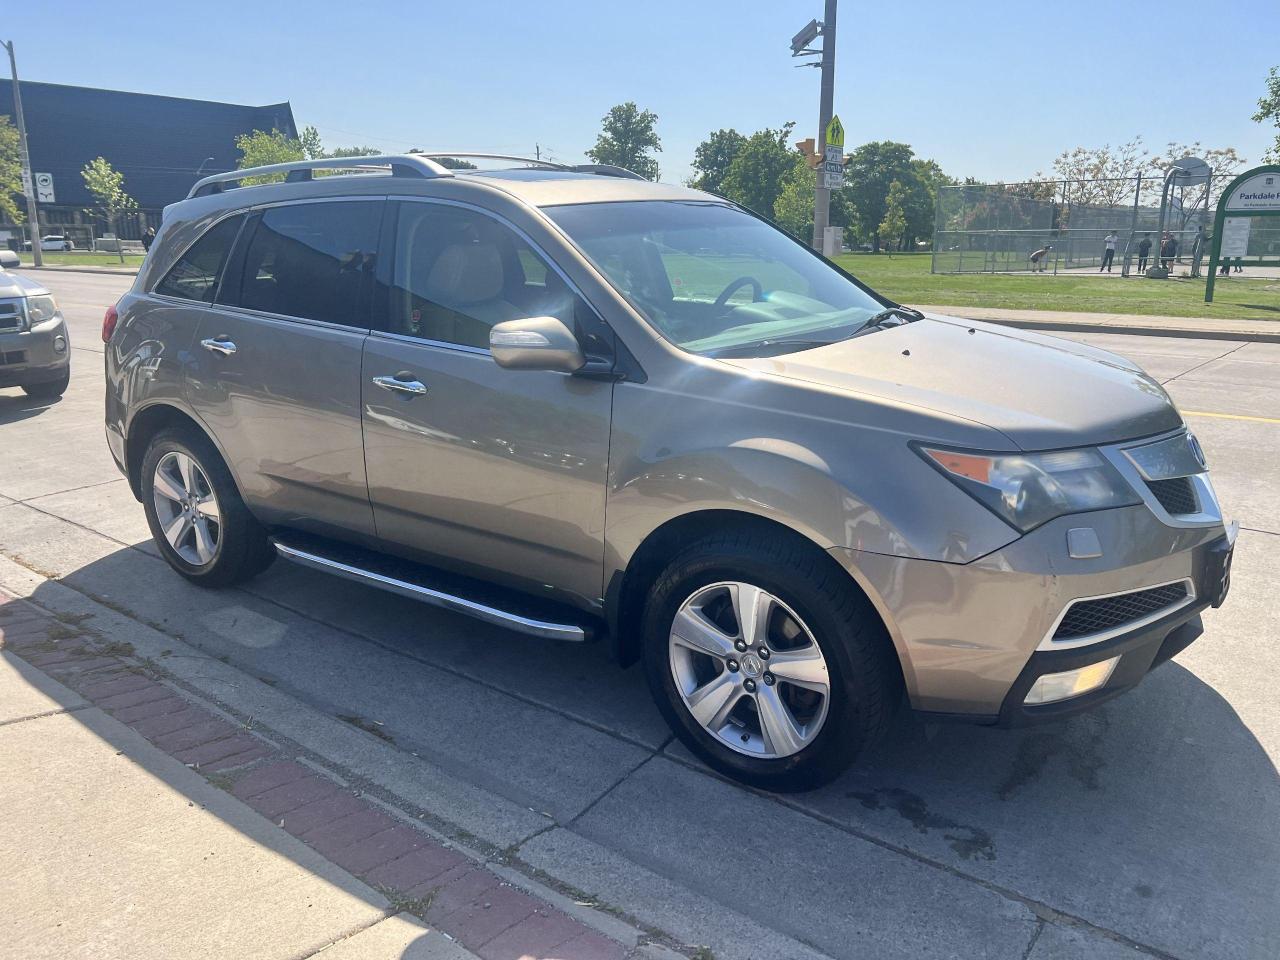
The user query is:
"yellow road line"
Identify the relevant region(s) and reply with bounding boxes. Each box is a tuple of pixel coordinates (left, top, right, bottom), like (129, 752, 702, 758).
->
(1181, 410, 1280, 424)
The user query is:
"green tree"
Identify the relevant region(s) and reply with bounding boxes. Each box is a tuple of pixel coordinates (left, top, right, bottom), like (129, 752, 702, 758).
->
(720, 123, 796, 218)
(586, 102, 661, 180)
(878, 180, 908, 253)
(1253, 66, 1280, 163)
(299, 125, 325, 160)
(81, 156, 136, 263)
(838, 141, 918, 250)
(234, 129, 304, 184)
(772, 156, 814, 240)
(0, 115, 23, 224)
(689, 128, 747, 195)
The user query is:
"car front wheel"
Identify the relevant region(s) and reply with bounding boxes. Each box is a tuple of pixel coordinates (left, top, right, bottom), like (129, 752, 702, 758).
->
(642, 531, 901, 792)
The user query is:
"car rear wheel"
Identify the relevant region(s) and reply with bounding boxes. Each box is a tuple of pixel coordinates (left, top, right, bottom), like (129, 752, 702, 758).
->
(642, 530, 900, 791)
(140, 428, 274, 587)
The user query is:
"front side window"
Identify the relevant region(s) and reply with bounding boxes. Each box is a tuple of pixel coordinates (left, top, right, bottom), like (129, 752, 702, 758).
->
(236, 201, 381, 326)
(389, 203, 575, 349)
(154, 215, 244, 303)
(545, 200, 886, 355)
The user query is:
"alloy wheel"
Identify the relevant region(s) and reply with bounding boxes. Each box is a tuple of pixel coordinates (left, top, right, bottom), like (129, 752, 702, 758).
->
(668, 581, 830, 759)
(152, 451, 221, 567)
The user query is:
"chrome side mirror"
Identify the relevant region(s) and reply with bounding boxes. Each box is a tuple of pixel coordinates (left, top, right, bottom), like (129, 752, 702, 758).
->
(490, 316, 586, 374)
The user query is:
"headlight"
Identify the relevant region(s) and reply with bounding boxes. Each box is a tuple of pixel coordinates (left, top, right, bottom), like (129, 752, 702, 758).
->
(26, 295, 59, 324)
(919, 445, 1140, 532)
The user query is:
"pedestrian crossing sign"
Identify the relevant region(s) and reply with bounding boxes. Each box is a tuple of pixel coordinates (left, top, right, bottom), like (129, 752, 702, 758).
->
(824, 115, 845, 150)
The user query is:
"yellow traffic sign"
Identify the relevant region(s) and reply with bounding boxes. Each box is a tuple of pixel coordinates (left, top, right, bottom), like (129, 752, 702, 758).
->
(824, 115, 845, 150)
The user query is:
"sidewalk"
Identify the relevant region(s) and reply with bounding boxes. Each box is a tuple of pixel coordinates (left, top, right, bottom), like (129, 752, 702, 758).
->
(0, 593, 643, 960)
(20, 262, 139, 276)
(916, 304, 1280, 343)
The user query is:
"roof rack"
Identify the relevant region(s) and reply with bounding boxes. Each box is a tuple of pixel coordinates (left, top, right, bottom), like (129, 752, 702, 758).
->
(187, 154, 453, 199)
(186, 153, 649, 200)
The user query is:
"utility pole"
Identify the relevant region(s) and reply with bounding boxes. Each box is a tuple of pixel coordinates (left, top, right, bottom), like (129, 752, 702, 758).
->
(2, 39, 43, 267)
(811, 0, 837, 252)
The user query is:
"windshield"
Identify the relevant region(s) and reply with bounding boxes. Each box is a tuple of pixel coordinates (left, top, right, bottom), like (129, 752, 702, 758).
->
(544, 200, 887, 355)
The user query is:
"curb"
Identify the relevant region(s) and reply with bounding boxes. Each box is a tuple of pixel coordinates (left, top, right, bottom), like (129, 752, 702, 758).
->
(0, 594, 650, 960)
(19, 264, 139, 277)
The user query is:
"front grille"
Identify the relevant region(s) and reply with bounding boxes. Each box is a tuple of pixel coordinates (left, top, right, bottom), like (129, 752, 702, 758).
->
(0, 350, 26, 365)
(1053, 582, 1190, 640)
(1147, 476, 1198, 515)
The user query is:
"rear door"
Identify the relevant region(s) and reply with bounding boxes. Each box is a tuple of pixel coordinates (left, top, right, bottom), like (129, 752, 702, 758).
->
(360, 199, 613, 607)
(186, 198, 384, 538)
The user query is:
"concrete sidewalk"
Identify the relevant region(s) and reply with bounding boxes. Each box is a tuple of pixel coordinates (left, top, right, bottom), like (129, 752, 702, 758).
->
(916, 304, 1280, 343)
(0, 594, 643, 960)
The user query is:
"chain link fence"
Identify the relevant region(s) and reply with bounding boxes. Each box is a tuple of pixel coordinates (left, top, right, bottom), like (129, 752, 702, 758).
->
(931, 175, 1238, 275)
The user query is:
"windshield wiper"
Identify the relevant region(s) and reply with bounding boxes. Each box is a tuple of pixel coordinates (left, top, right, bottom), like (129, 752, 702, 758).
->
(862, 306, 924, 328)
(709, 337, 839, 358)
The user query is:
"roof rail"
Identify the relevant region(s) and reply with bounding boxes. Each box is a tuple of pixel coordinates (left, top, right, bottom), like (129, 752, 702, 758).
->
(187, 154, 453, 199)
(567, 163, 647, 180)
(409, 152, 569, 170)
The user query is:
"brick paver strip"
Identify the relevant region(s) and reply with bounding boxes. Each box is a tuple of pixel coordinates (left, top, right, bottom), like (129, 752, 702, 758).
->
(425, 866, 505, 922)
(229, 760, 311, 800)
(110, 694, 196, 724)
(151, 718, 240, 755)
(299, 808, 401, 858)
(129, 705, 214, 740)
(77, 673, 156, 701)
(247, 773, 342, 820)
(326, 823, 431, 875)
(173, 732, 268, 768)
(362, 842, 468, 893)
(1, 619, 634, 960)
(96, 686, 177, 716)
(480, 909, 586, 960)
(200, 743, 274, 772)
(439, 882, 540, 949)
(277, 792, 369, 838)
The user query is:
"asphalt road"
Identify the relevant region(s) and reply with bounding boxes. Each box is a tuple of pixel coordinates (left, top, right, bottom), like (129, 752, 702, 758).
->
(3, 270, 1278, 960)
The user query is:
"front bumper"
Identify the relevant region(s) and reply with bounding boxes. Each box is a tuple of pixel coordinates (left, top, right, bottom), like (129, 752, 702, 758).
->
(0, 317, 70, 388)
(830, 502, 1232, 720)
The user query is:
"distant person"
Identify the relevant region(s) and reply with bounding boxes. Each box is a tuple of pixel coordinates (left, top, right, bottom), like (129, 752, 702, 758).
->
(1234, 257, 1244, 273)
(1162, 235, 1179, 271)
(1100, 231, 1119, 272)
(1137, 234, 1152, 272)
(142, 227, 156, 252)
(1219, 258, 1231, 276)
(1029, 243, 1052, 272)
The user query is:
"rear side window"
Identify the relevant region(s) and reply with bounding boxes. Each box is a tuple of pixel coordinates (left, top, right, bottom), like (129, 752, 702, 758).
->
(235, 201, 381, 327)
(154, 215, 244, 303)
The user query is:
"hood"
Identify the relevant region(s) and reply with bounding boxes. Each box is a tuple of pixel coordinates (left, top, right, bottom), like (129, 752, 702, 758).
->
(721, 313, 1182, 450)
(0, 270, 49, 299)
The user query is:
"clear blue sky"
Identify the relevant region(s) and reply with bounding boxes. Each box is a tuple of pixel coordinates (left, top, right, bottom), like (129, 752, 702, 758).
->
(5, 0, 1276, 183)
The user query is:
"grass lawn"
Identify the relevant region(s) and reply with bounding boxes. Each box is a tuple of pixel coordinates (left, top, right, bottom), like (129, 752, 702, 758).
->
(25, 251, 145, 269)
(833, 252, 1280, 322)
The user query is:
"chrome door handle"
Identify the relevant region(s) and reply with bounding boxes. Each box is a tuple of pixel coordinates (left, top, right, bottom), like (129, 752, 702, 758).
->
(201, 337, 237, 356)
(372, 374, 428, 396)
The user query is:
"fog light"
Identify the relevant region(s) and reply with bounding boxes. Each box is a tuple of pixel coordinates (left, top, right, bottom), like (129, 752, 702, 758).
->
(53, 335, 67, 353)
(1024, 656, 1119, 705)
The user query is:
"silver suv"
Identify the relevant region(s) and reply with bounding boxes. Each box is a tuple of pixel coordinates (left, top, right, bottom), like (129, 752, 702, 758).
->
(104, 154, 1235, 790)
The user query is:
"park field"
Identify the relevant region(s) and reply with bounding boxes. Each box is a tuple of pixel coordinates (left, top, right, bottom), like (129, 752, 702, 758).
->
(32, 251, 146, 268)
(834, 252, 1280, 321)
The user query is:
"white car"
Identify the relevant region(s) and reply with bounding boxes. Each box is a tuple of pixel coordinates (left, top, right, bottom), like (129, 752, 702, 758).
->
(23, 235, 74, 252)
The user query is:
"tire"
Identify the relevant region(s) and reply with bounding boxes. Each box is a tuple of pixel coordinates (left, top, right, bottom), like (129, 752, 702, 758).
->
(641, 530, 901, 792)
(140, 427, 274, 587)
(22, 368, 70, 399)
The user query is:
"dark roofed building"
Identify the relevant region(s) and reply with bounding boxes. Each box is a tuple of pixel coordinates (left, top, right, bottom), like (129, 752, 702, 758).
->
(0, 80, 295, 242)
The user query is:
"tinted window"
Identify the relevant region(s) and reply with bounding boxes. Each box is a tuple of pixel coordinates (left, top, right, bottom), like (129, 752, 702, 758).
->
(237, 201, 381, 326)
(154, 215, 243, 303)
(390, 203, 574, 349)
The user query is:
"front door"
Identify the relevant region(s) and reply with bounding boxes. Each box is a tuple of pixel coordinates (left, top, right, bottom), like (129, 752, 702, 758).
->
(186, 199, 384, 538)
(361, 200, 613, 608)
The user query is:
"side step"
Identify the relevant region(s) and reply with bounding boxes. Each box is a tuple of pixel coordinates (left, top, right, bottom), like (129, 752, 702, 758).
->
(271, 538, 589, 643)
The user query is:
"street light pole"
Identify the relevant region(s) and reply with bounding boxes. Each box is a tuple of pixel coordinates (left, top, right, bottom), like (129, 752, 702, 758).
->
(810, 0, 838, 252)
(2, 39, 43, 267)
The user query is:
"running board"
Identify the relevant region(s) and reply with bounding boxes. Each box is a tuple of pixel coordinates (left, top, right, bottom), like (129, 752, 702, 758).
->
(271, 540, 588, 642)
